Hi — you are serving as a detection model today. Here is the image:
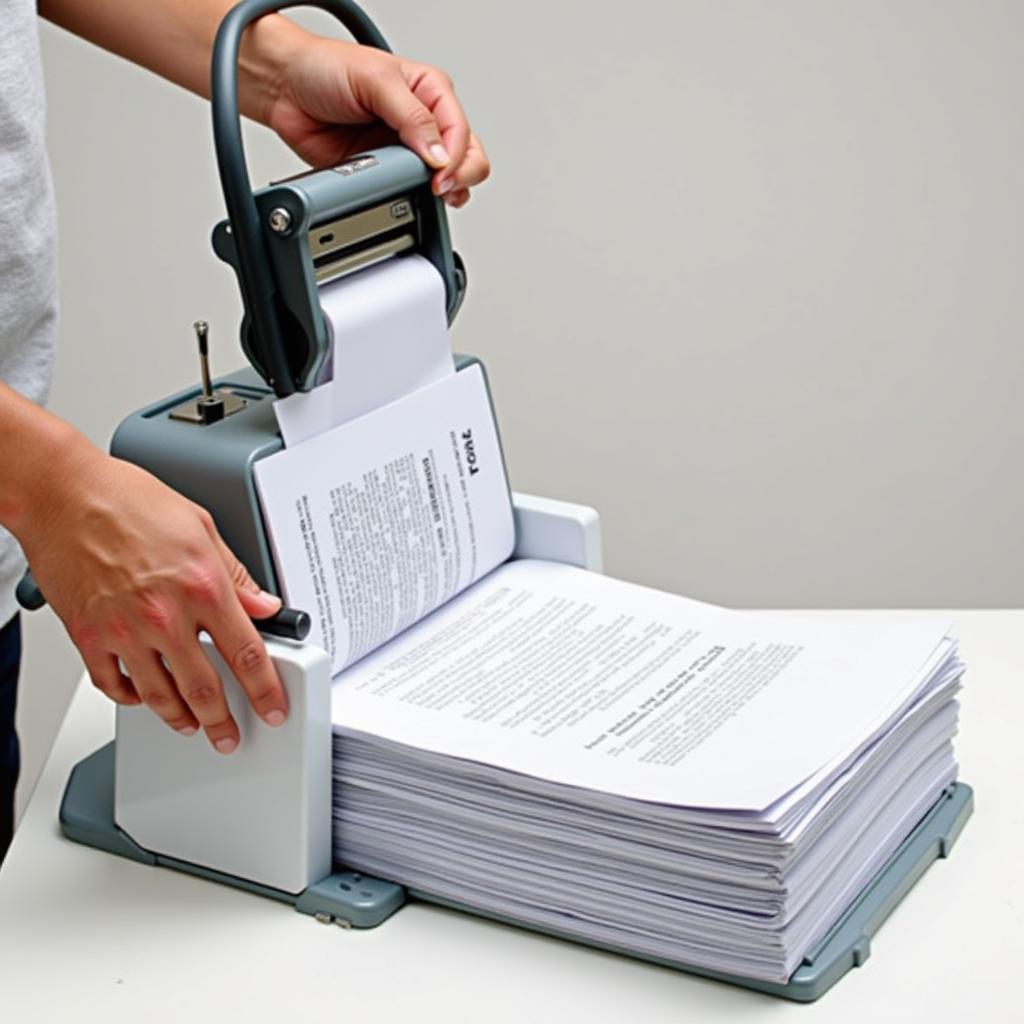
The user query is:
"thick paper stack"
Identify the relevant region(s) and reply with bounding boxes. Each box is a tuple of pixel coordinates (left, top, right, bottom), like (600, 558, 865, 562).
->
(254, 312, 962, 984)
(327, 562, 961, 984)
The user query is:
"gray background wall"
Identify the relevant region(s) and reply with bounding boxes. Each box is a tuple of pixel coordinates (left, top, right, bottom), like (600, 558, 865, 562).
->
(16, 0, 1022, 816)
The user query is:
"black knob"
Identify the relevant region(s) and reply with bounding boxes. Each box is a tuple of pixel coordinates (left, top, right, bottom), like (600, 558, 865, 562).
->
(252, 606, 311, 642)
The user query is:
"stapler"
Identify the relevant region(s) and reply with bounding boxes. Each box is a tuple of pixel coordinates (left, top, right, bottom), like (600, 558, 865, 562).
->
(25, 0, 604, 930)
(20, 0, 973, 1002)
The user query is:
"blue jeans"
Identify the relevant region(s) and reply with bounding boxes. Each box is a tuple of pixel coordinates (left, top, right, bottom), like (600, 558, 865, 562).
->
(0, 614, 21, 864)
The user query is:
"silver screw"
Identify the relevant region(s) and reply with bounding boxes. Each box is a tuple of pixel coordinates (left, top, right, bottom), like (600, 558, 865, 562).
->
(268, 207, 292, 233)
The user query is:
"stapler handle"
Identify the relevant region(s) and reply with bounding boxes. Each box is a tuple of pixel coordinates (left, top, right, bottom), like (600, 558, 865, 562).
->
(211, 0, 391, 398)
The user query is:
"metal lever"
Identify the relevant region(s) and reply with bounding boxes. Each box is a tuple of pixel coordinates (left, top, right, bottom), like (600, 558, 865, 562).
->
(194, 320, 226, 423)
(196, 320, 215, 400)
(169, 320, 247, 425)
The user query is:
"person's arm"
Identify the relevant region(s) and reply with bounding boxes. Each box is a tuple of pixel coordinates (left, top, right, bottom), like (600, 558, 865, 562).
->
(11, 0, 489, 753)
(38, 0, 489, 206)
(0, 382, 288, 753)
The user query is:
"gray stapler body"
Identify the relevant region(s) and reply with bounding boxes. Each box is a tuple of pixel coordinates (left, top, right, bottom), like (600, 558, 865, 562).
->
(110, 354, 487, 598)
(109, 115, 474, 590)
(211, 146, 466, 393)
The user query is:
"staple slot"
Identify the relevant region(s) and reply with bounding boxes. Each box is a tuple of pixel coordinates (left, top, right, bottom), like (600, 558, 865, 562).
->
(312, 225, 412, 271)
(313, 233, 416, 285)
(308, 193, 416, 257)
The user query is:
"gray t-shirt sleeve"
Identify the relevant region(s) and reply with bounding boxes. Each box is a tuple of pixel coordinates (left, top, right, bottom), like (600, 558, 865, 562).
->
(0, 0, 59, 623)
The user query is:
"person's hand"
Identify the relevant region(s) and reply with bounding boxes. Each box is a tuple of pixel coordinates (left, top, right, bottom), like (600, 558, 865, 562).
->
(18, 443, 289, 754)
(261, 34, 490, 210)
(37, 8, 490, 206)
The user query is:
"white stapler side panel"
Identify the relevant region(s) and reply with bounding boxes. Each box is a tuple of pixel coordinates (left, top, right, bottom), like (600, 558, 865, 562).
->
(114, 637, 332, 895)
(113, 495, 596, 896)
(511, 492, 602, 572)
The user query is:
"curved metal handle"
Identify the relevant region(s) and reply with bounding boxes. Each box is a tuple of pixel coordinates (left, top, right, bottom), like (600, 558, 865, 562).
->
(212, 0, 391, 397)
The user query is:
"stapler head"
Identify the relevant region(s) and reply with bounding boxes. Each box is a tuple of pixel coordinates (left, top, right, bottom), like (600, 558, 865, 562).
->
(85, 0, 476, 595)
(211, 146, 467, 396)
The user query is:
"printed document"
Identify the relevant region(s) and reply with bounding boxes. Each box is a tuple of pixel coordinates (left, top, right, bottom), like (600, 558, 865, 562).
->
(255, 364, 515, 674)
(332, 559, 953, 811)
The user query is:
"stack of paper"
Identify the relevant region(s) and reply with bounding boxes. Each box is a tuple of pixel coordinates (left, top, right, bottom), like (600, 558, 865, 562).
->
(255, 332, 961, 984)
(328, 561, 961, 983)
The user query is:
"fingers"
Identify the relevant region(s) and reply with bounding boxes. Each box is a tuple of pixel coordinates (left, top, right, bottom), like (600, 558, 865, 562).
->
(160, 641, 240, 754)
(109, 612, 285, 756)
(405, 66, 492, 203)
(441, 132, 490, 204)
(82, 544, 287, 753)
(404, 64, 470, 196)
(202, 519, 290, 730)
(204, 602, 290, 734)
(204, 526, 282, 621)
(47, 455, 289, 754)
(445, 188, 472, 210)
(120, 649, 200, 736)
(360, 59, 488, 203)
(83, 651, 141, 707)
(359, 63, 451, 172)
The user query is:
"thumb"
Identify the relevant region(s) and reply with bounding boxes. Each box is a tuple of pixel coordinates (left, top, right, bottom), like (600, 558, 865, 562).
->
(364, 68, 450, 170)
(210, 528, 282, 619)
(236, 580, 283, 620)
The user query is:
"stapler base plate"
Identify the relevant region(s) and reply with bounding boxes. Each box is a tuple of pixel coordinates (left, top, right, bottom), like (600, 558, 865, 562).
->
(58, 741, 972, 1001)
(59, 741, 406, 928)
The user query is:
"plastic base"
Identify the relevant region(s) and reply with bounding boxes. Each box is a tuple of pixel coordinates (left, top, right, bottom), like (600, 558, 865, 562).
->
(60, 743, 972, 1001)
(59, 742, 406, 926)
(414, 780, 973, 1001)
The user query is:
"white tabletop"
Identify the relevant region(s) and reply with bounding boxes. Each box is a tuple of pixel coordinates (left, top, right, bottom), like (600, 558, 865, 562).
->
(0, 610, 1020, 1023)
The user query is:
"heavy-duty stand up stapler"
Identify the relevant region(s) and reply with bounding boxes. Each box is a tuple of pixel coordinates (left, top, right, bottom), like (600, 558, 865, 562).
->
(19, 0, 973, 1003)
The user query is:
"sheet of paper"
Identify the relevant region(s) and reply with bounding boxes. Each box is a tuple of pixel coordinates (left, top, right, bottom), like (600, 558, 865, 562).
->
(255, 364, 515, 674)
(332, 559, 952, 811)
(273, 254, 453, 446)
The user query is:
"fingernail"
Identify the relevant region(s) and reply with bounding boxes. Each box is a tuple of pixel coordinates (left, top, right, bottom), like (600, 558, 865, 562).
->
(259, 589, 282, 606)
(265, 709, 286, 727)
(178, 726, 198, 737)
(429, 143, 450, 166)
(214, 737, 238, 755)
(438, 178, 454, 195)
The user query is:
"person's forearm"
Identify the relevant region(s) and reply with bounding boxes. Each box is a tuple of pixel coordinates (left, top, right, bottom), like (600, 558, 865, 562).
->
(40, 0, 490, 200)
(38, 0, 310, 125)
(0, 383, 97, 541)
(0, 379, 290, 746)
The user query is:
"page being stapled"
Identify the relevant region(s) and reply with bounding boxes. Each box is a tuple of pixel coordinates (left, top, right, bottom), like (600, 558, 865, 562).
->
(254, 364, 515, 675)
